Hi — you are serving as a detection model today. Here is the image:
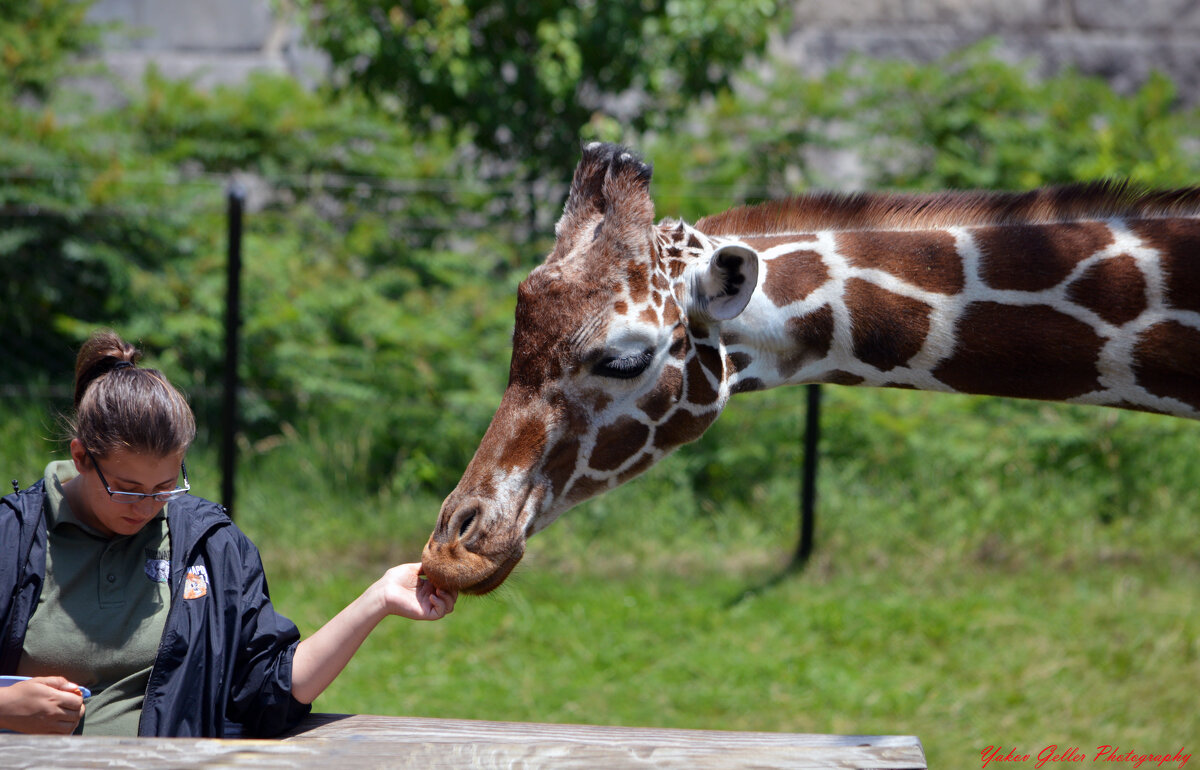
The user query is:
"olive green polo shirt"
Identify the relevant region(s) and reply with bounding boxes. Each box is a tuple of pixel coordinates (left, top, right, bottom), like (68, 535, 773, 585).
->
(19, 461, 171, 736)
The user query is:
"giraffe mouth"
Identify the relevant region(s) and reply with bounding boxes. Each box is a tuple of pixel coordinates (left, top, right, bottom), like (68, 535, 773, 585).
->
(459, 549, 524, 595)
(420, 539, 526, 596)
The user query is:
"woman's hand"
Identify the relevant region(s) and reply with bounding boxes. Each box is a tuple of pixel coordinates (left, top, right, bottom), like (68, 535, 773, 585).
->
(0, 676, 86, 734)
(375, 563, 458, 621)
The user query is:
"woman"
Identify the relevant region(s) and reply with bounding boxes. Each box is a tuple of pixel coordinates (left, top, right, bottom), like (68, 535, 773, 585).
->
(0, 330, 456, 736)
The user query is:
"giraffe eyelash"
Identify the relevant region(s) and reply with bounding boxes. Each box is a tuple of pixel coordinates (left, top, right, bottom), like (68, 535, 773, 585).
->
(591, 349, 654, 379)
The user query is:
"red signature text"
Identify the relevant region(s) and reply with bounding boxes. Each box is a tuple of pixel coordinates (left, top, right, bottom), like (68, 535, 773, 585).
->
(981, 746, 1191, 770)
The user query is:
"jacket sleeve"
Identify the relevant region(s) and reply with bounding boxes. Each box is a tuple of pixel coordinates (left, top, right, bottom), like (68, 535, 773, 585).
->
(224, 528, 312, 737)
(0, 485, 46, 675)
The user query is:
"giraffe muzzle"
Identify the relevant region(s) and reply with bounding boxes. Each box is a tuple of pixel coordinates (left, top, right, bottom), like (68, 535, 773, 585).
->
(421, 497, 527, 595)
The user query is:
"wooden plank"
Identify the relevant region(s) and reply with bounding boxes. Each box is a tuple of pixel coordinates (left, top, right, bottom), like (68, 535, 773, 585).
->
(286, 713, 922, 751)
(0, 714, 927, 769)
(0, 735, 311, 769)
(283, 715, 927, 768)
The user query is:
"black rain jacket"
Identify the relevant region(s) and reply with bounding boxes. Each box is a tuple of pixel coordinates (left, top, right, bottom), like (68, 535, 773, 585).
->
(0, 479, 311, 737)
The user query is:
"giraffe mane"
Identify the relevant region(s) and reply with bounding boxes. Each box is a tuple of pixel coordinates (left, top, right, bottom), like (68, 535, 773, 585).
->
(696, 181, 1200, 236)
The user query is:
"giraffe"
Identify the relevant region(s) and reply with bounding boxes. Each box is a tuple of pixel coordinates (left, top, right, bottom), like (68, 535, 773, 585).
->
(420, 142, 1200, 594)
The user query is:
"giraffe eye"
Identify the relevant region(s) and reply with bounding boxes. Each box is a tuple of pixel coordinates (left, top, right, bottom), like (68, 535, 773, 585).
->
(592, 349, 654, 379)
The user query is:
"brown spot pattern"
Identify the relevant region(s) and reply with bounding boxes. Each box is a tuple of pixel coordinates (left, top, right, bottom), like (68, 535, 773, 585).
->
(730, 378, 764, 393)
(654, 408, 717, 449)
(974, 222, 1113, 291)
(837, 230, 964, 294)
(637, 366, 682, 421)
(669, 327, 690, 359)
(639, 306, 659, 325)
(584, 390, 613, 413)
(1065, 255, 1147, 326)
(785, 305, 834, 360)
(617, 452, 657, 484)
(502, 417, 547, 471)
(933, 302, 1104, 400)
(590, 417, 650, 472)
(685, 354, 719, 405)
(762, 250, 830, 307)
(727, 352, 752, 374)
(695, 343, 724, 381)
(627, 262, 649, 303)
(1131, 218, 1200, 315)
(845, 280, 932, 371)
(542, 436, 580, 495)
(1133, 321, 1200, 410)
(822, 371, 865, 385)
(567, 475, 611, 505)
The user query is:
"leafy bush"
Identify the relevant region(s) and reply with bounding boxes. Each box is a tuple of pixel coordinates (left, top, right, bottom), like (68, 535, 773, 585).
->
(0, 0, 101, 100)
(3, 58, 532, 493)
(644, 40, 1200, 210)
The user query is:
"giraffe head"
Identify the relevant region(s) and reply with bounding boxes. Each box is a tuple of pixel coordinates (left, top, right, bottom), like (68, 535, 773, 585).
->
(421, 143, 759, 593)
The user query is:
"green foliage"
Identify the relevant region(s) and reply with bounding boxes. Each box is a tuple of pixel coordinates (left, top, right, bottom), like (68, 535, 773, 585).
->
(0, 92, 189, 385)
(297, 0, 783, 178)
(3, 59, 538, 492)
(0, 0, 101, 100)
(645, 40, 1200, 216)
(838, 42, 1198, 189)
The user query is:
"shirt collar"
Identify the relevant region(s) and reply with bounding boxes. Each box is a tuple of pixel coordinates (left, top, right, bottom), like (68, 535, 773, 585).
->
(43, 460, 84, 532)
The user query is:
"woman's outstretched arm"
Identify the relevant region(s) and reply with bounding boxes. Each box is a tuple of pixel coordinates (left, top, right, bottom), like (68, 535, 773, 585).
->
(289, 563, 457, 705)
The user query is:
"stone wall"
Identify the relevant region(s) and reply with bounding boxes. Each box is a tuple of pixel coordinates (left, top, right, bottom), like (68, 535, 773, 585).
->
(85, 0, 325, 89)
(84, 0, 1200, 104)
(777, 0, 1200, 104)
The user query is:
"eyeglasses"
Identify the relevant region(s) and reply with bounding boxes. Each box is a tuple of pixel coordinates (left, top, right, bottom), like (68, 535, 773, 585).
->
(85, 449, 190, 504)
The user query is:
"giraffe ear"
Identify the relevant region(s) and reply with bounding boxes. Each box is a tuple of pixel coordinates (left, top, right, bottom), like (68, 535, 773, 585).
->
(690, 243, 759, 321)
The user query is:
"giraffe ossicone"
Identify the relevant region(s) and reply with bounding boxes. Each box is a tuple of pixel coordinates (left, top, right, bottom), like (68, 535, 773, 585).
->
(421, 142, 1200, 594)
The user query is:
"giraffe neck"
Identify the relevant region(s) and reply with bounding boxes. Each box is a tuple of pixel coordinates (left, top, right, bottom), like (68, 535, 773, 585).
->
(697, 213, 1200, 419)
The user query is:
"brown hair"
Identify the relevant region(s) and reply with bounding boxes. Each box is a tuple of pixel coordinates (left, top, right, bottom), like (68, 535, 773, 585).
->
(71, 330, 196, 458)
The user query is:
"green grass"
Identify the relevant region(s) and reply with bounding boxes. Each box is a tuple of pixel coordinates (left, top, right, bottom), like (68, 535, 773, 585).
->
(270, 549, 1197, 769)
(4, 386, 1198, 768)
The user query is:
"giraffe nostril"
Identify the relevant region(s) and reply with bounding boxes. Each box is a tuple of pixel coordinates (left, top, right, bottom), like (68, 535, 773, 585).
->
(456, 507, 478, 539)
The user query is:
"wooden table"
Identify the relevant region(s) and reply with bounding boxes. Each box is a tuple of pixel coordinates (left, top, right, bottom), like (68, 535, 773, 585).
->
(0, 713, 927, 769)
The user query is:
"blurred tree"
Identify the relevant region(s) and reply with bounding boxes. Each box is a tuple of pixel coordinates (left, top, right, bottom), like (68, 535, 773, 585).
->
(296, 0, 783, 180)
(0, 0, 101, 100)
(0, 0, 152, 386)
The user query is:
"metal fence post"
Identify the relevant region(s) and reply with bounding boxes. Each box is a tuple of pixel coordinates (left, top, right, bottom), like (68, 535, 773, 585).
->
(793, 383, 822, 568)
(221, 183, 245, 517)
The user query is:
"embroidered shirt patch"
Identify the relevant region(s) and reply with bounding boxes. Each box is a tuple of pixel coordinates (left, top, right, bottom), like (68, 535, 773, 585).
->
(183, 565, 209, 599)
(144, 558, 170, 584)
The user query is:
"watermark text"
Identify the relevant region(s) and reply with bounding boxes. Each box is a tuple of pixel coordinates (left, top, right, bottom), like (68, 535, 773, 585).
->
(981, 745, 1191, 770)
